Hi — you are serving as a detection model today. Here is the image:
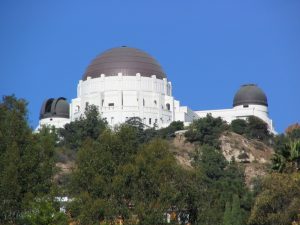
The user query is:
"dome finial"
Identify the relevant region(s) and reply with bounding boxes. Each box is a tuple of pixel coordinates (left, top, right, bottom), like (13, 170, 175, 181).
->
(242, 83, 256, 87)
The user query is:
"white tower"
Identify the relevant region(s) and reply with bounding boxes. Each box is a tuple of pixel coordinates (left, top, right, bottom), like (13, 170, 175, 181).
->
(195, 84, 276, 133)
(37, 97, 70, 130)
(232, 84, 275, 133)
(70, 46, 178, 128)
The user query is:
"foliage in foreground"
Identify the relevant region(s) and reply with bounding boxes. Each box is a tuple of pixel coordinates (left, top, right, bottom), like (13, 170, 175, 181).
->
(1, 95, 300, 225)
(231, 116, 272, 142)
(185, 114, 228, 149)
(248, 173, 300, 225)
(0, 95, 65, 224)
(59, 111, 249, 225)
(22, 197, 68, 225)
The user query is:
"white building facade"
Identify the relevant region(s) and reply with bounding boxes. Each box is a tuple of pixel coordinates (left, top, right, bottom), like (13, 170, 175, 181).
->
(195, 83, 276, 133)
(71, 74, 176, 128)
(195, 104, 275, 133)
(37, 46, 276, 133)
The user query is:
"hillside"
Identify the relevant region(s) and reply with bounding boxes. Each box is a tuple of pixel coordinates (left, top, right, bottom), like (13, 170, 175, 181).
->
(169, 131, 274, 187)
(55, 130, 274, 187)
(3, 95, 300, 225)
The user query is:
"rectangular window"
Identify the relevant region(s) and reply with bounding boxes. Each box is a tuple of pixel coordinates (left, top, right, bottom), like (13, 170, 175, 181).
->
(166, 103, 170, 111)
(243, 104, 249, 108)
(149, 118, 152, 125)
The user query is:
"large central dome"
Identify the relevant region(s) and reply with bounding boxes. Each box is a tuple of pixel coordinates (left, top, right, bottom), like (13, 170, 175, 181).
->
(82, 46, 166, 80)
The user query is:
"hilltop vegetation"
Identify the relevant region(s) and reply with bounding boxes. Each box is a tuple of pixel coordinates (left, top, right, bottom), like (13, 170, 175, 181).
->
(1, 95, 300, 225)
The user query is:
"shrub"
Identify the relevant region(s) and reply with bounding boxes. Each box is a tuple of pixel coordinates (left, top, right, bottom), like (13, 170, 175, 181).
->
(185, 114, 228, 148)
(231, 119, 247, 135)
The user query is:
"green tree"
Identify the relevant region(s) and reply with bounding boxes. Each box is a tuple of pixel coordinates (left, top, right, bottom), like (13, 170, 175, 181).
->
(272, 140, 300, 172)
(248, 173, 300, 225)
(185, 114, 228, 149)
(0, 142, 21, 222)
(222, 195, 243, 225)
(59, 104, 107, 150)
(127, 139, 185, 225)
(285, 123, 300, 141)
(231, 194, 242, 225)
(0, 95, 57, 224)
(289, 128, 300, 140)
(194, 145, 227, 180)
(68, 128, 138, 223)
(125, 117, 158, 144)
(273, 134, 290, 159)
(231, 119, 247, 135)
(192, 145, 249, 225)
(288, 139, 300, 170)
(158, 121, 184, 139)
(271, 153, 286, 173)
(223, 202, 232, 225)
(22, 198, 68, 225)
(245, 116, 271, 142)
(69, 136, 194, 225)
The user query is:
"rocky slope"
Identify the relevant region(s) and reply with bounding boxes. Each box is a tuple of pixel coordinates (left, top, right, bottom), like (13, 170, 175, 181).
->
(55, 131, 274, 188)
(170, 131, 274, 187)
(219, 131, 273, 186)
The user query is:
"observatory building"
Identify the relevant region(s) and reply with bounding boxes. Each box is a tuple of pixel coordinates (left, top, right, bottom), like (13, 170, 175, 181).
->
(39, 97, 70, 129)
(38, 46, 276, 133)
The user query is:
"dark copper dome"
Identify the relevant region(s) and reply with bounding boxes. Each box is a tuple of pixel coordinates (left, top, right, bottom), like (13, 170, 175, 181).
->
(233, 84, 268, 107)
(82, 46, 166, 80)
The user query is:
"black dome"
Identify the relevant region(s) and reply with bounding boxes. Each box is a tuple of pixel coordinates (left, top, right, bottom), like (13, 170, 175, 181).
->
(82, 46, 166, 80)
(233, 84, 268, 107)
(40, 97, 70, 119)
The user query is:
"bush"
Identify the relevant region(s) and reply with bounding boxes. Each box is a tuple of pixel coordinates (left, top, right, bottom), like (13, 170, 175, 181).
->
(58, 105, 107, 150)
(22, 198, 68, 225)
(231, 119, 247, 135)
(230, 116, 272, 143)
(185, 114, 228, 148)
(246, 116, 271, 142)
(157, 121, 184, 139)
(285, 123, 300, 141)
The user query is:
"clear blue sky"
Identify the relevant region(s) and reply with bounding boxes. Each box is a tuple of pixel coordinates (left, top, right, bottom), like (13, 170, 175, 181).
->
(0, 0, 299, 133)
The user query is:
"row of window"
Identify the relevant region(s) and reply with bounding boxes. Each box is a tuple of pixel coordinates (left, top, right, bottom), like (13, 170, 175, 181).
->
(143, 99, 170, 110)
(102, 101, 171, 110)
(77, 100, 171, 110)
(74, 101, 172, 115)
(100, 116, 172, 126)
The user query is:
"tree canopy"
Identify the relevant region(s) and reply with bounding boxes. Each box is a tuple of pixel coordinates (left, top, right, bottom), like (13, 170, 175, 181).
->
(1, 95, 300, 225)
(0, 95, 66, 224)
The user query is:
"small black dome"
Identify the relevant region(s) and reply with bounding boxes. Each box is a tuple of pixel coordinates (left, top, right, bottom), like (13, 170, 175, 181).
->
(82, 46, 166, 80)
(40, 97, 70, 119)
(233, 84, 268, 107)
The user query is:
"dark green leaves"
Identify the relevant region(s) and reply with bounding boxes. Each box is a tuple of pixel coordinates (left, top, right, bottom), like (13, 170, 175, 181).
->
(185, 114, 228, 149)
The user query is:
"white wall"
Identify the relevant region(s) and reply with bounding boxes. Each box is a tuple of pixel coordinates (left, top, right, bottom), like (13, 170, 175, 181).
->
(195, 104, 276, 134)
(37, 117, 70, 130)
(70, 73, 175, 128)
(38, 74, 276, 134)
